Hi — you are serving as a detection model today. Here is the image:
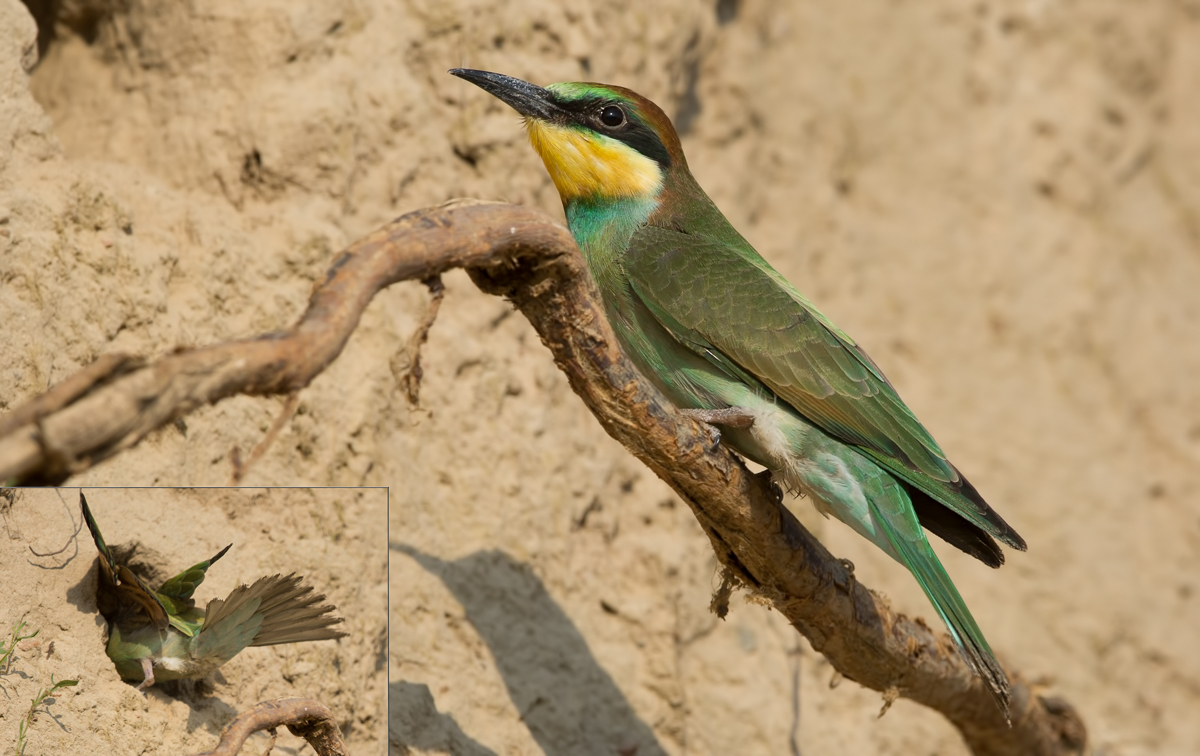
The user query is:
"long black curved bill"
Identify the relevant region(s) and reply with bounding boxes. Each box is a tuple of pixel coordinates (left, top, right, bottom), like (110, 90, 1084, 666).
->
(449, 69, 561, 121)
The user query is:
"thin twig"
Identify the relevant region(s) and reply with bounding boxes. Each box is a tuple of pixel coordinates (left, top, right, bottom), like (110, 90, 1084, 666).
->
(229, 392, 301, 485)
(1, 488, 21, 541)
(0, 200, 1086, 755)
(259, 728, 277, 756)
(396, 275, 446, 406)
(191, 698, 346, 756)
(27, 489, 83, 558)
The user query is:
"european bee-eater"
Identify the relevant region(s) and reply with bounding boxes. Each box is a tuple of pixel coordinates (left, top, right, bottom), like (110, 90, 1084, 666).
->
(81, 493, 348, 691)
(450, 69, 1026, 712)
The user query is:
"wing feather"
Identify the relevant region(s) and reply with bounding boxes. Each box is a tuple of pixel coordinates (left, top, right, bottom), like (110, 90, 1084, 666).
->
(624, 225, 1024, 549)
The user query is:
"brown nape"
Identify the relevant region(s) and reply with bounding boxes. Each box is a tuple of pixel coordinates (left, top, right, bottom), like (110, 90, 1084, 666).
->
(906, 483, 1005, 568)
(205, 573, 348, 646)
(588, 82, 688, 166)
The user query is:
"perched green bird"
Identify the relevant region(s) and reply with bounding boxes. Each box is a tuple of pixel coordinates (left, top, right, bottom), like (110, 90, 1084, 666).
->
(80, 492, 348, 691)
(451, 69, 1026, 712)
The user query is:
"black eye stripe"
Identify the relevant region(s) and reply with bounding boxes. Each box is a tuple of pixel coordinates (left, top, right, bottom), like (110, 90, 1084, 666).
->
(614, 125, 671, 169)
(547, 94, 672, 169)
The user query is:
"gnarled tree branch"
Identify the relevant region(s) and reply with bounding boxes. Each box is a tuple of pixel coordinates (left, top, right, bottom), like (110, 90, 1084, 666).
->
(0, 199, 1085, 755)
(191, 697, 347, 756)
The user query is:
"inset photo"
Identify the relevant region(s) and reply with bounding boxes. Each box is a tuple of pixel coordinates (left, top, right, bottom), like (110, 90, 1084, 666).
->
(0, 487, 386, 755)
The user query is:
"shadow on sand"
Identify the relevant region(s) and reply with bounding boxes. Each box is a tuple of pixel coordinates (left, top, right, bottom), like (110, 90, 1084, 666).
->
(390, 543, 668, 756)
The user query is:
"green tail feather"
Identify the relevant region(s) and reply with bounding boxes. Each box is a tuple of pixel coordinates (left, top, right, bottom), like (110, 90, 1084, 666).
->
(157, 543, 232, 605)
(79, 492, 115, 571)
(875, 499, 1011, 718)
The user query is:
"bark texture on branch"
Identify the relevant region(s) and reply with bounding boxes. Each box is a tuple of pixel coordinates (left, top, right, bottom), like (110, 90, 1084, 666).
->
(191, 697, 347, 756)
(0, 200, 1085, 755)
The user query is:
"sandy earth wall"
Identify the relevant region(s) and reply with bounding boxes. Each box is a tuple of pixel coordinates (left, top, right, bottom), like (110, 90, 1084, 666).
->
(1, 0, 1199, 754)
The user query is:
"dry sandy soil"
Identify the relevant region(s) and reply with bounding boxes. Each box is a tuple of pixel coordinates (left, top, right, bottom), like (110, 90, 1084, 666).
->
(2, 0, 1200, 754)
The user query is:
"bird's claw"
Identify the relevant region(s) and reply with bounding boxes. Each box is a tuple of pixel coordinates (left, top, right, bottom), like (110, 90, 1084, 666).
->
(704, 424, 722, 451)
(682, 407, 757, 452)
(680, 409, 720, 450)
(681, 407, 756, 429)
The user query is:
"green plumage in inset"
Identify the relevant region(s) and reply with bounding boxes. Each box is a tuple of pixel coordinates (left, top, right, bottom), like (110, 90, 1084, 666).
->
(81, 492, 348, 691)
(451, 68, 1027, 716)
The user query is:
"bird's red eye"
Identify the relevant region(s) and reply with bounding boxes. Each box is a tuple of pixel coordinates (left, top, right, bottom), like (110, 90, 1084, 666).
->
(600, 106, 625, 127)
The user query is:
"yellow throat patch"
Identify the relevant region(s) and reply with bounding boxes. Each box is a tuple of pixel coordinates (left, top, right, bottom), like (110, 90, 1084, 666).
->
(526, 119, 663, 202)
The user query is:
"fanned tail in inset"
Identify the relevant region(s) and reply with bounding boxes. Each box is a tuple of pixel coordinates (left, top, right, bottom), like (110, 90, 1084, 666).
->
(202, 573, 347, 648)
(250, 573, 348, 645)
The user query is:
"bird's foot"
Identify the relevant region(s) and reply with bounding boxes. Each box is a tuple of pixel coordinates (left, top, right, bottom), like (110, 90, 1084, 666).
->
(682, 407, 757, 452)
(134, 658, 155, 693)
(681, 407, 756, 429)
(682, 411, 723, 450)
